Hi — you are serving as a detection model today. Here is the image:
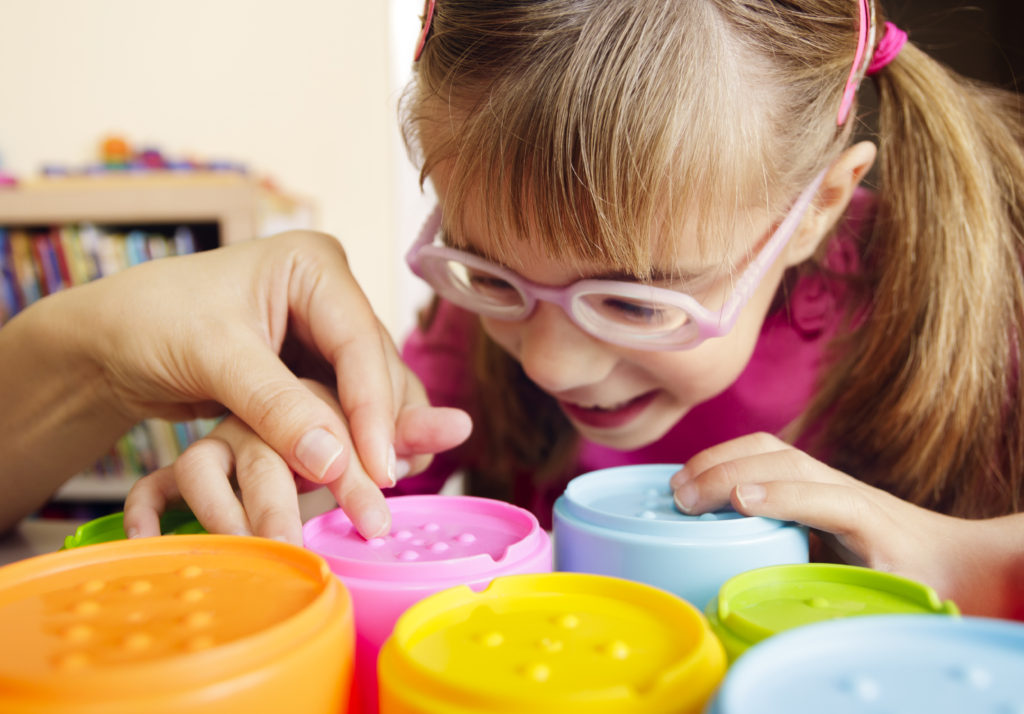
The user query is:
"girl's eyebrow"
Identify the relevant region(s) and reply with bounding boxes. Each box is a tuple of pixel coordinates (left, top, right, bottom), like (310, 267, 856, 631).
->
(442, 230, 704, 284)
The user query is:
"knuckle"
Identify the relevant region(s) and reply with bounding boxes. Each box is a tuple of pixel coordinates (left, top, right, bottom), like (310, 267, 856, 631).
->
(704, 460, 744, 490)
(750, 431, 782, 450)
(240, 382, 312, 440)
(174, 439, 221, 477)
(236, 449, 289, 489)
(288, 231, 351, 273)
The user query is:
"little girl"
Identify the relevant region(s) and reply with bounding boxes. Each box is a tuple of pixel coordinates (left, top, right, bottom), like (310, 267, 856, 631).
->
(126, 1, 1024, 618)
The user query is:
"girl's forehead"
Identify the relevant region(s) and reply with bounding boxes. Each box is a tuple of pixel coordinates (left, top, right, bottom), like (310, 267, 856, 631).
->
(424, 124, 780, 280)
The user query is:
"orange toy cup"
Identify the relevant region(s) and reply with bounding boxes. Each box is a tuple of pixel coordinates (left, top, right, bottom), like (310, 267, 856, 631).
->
(0, 535, 354, 714)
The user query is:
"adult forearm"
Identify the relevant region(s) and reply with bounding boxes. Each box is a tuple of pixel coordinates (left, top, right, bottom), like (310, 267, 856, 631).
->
(0, 291, 134, 531)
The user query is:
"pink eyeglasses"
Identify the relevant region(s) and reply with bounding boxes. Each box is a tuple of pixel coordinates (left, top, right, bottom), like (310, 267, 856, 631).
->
(406, 171, 825, 351)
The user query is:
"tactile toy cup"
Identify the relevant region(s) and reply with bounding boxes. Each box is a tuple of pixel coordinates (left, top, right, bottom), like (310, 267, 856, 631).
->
(62, 509, 205, 549)
(705, 562, 960, 661)
(0, 534, 354, 714)
(553, 464, 808, 608)
(302, 495, 552, 714)
(378, 572, 727, 713)
(708, 614, 1024, 713)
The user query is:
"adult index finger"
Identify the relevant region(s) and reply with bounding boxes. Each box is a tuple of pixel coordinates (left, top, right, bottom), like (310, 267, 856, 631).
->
(285, 235, 400, 491)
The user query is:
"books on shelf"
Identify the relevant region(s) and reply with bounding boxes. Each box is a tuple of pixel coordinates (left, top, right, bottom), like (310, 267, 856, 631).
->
(0, 224, 196, 323)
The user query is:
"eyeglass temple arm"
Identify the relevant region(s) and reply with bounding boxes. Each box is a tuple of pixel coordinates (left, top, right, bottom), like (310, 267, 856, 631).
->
(406, 206, 445, 276)
(718, 170, 827, 329)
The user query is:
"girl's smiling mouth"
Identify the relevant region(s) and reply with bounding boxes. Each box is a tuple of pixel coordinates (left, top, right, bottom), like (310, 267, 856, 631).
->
(558, 390, 660, 430)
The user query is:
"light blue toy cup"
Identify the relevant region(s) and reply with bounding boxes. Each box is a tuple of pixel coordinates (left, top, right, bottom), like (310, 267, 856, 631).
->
(708, 614, 1024, 713)
(553, 464, 809, 608)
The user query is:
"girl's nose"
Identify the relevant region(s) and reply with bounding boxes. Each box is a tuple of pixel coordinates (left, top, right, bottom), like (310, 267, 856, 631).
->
(517, 302, 618, 394)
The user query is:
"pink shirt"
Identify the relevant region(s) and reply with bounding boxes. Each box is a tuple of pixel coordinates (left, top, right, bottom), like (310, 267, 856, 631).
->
(387, 190, 874, 526)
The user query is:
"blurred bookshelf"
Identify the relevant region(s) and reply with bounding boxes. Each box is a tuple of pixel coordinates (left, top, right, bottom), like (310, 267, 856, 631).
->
(0, 170, 315, 518)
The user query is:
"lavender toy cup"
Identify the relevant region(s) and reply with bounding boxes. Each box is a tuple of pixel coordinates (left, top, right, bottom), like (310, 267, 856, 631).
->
(302, 495, 552, 714)
(553, 464, 809, 608)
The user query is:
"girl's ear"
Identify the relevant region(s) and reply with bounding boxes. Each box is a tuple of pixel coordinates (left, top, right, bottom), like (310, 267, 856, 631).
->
(784, 141, 877, 266)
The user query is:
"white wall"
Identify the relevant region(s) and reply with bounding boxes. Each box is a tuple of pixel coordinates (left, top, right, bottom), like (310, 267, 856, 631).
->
(0, 0, 431, 338)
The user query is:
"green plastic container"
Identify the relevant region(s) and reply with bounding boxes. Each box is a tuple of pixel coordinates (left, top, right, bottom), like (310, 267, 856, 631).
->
(706, 563, 959, 662)
(62, 509, 206, 550)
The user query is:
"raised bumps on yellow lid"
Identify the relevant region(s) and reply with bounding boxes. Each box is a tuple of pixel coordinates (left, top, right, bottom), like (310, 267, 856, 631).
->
(378, 572, 727, 714)
(0, 534, 354, 714)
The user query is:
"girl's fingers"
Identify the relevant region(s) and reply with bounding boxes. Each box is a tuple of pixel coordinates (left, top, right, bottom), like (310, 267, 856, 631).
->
(730, 479, 904, 570)
(228, 425, 305, 546)
(669, 432, 791, 490)
(731, 480, 873, 536)
(393, 404, 474, 477)
(672, 434, 860, 515)
(123, 466, 181, 538)
(172, 437, 253, 537)
(388, 361, 473, 478)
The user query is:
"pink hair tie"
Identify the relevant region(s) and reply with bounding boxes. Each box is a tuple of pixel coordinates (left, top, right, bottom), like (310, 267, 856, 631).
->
(866, 21, 907, 75)
(413, 0, 437, 62)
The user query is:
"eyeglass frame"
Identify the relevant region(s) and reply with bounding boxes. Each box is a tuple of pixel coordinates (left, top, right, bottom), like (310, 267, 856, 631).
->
(405, 169, 826, 351)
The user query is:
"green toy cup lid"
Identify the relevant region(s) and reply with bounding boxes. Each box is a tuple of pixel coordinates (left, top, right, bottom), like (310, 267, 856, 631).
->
(62, 509, 205, 550)
(705, 563, 959, 660)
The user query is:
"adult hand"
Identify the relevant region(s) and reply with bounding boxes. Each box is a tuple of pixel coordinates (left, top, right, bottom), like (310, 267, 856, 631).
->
(670, 432, 1023, 618)
(124, 379, 471, 544)
(70, 230, 469, 536)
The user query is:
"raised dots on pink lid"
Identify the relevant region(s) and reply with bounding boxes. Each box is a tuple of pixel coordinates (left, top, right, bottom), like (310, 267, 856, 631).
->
(303, 495, 548, 581)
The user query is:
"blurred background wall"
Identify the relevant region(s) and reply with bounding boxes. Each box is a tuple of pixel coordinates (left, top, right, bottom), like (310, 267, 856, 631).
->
(0, 0, 1019, 341)
(0, 0, 433, 340)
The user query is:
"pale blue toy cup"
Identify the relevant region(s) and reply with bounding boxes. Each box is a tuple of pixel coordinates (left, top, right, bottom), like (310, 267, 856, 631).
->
(708, 614, 1024, 713)
(552, 464, 809, 608)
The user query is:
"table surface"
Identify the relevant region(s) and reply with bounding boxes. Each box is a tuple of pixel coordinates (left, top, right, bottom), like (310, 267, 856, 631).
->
(0, 518, 84, 566)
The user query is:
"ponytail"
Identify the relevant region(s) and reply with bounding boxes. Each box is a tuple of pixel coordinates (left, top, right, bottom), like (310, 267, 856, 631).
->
(808, 41, 1024, 517)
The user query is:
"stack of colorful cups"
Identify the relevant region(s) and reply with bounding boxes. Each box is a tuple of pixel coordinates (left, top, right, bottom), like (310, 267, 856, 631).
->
(303, 494, 553, 713)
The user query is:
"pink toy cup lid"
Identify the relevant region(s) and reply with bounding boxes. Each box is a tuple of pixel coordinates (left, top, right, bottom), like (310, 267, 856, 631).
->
(302, 495, 551, 583)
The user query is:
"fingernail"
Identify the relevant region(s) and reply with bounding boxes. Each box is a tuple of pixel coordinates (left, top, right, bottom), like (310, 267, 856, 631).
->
(395, 457, 411, 481)
(296, 428, 344, 482)
(674, 483, 698, 514)
(357, 506, 391, 540)
(669, 466, 692, 490)
(385, 446, 398, 488)
(126, 527, 140, 539)
(736, 484, 767, 508)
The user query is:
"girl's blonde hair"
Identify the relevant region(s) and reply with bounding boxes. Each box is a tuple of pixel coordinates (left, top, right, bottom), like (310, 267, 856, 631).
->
(402, 0, 1024, 517)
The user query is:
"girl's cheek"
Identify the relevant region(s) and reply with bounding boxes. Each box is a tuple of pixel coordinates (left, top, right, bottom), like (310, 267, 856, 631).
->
(479, 317, 521, 356)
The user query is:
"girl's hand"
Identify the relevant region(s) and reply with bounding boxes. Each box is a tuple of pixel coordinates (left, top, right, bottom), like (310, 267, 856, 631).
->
(124, 379, 471, 544)
(669, 432, 1023, 618)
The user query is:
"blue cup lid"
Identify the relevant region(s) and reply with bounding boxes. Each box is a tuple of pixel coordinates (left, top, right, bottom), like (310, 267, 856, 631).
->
(557, 464, 797, 539)
(711, 614, 1024, 714)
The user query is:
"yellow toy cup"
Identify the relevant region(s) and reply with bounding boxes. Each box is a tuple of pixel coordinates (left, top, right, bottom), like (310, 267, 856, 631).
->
(378, 572, 726, 713)
(0, 535, 354, 714)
